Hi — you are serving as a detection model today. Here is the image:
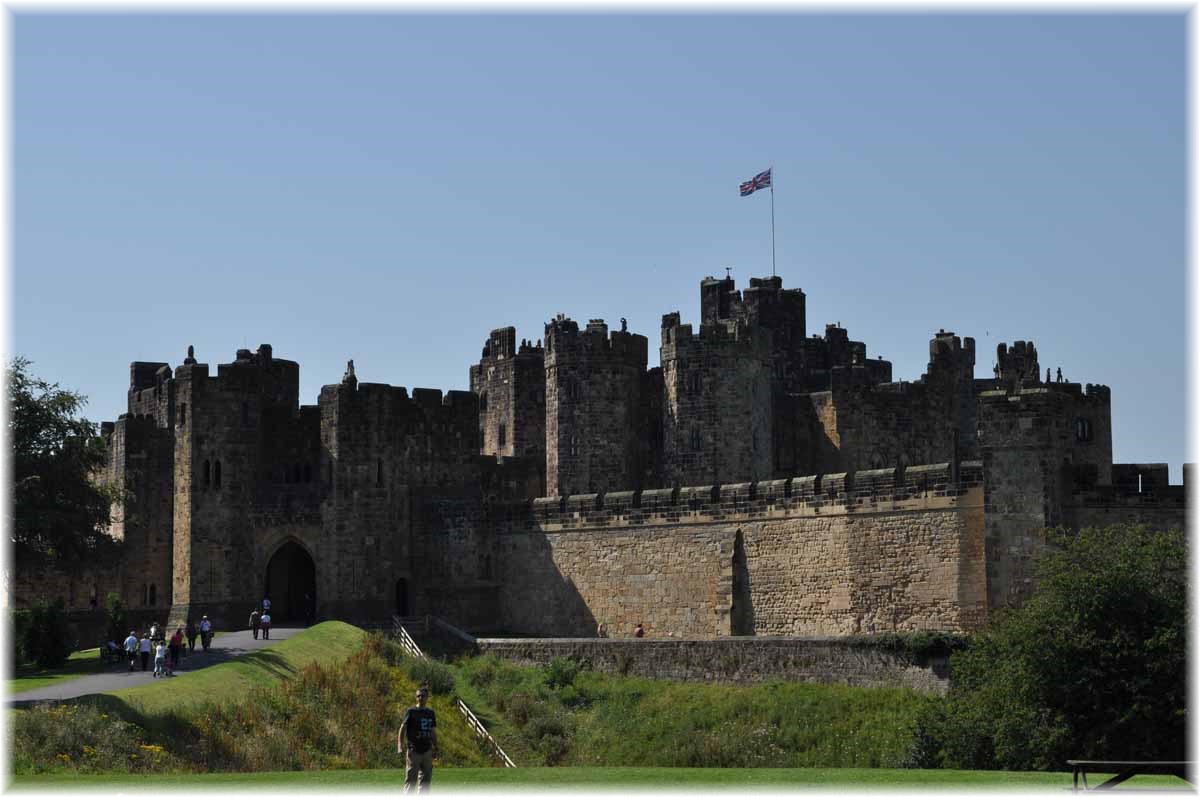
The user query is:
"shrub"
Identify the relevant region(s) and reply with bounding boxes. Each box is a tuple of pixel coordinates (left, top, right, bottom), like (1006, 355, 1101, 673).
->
(507, 692, 536, 728)
(104, 592, 127, 647)
(15, 599, 72, 668)
(543, 656, 582, 689)
(912, 524, 1187, 770)
(406, 657, 456, 695)
(11, 703, 177, 774)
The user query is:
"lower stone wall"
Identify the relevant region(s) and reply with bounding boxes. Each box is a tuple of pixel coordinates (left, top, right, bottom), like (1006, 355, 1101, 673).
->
(493, 486, 985, 638)
(476, 637, 950, 694)
(496, 526, 735, 638)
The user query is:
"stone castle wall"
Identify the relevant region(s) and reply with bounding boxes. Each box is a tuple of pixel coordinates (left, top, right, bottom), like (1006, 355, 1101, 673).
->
(491, 462, 987, 638)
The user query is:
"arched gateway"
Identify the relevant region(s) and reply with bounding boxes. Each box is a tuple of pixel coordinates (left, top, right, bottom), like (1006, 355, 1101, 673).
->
(265, 540, 316, 624)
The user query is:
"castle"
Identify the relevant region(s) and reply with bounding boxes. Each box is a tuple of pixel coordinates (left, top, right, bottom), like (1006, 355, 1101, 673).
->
(14, 274, 1188, 639)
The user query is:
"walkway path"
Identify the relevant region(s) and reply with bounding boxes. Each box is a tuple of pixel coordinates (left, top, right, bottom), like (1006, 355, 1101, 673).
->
(9, 627, 304, 706)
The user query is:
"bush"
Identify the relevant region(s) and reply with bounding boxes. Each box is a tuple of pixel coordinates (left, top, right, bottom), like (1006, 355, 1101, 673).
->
(912, 523, 1187, 770)
(14, 599, 72, 668)
(543, 656, 582, 689)
(405, 657, 456, 695)
(11, 703, 176, 774)
(104, 593, 127, 646)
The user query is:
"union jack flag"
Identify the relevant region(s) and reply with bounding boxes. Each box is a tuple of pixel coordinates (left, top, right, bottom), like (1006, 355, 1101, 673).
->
(739, 168, 772, 197)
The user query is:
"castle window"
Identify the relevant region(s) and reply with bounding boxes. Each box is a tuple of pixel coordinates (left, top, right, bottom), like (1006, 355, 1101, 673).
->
(143, 583, 149, 607)
(498, 422, 507, 448)
(179, 403, 187, 427)
(241, 401, 249, 426)
(687, 372, 702, 395)
(690, 428, 702, 451)
(479, 392, 488, 412)
(1074, 418, 1093, 442)
(149, 583, 157, 607)
(213, 460, 222, 489)
(377, 459, 384, 487)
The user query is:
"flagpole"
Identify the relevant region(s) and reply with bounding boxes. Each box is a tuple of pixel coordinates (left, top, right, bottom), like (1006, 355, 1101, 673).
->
(770, 168, 776, 278)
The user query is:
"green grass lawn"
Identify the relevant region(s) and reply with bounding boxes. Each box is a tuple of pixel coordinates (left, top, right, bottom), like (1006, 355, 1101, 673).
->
(9, 766, 1193, 790)
(10, 648, 112, 694)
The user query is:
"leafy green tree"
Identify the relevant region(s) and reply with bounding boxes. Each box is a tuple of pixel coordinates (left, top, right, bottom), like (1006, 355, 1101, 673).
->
(8, 357, 120, 572)
(910, 523, 1186, 770)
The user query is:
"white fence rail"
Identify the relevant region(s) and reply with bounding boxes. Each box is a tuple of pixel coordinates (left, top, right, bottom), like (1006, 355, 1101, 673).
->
(389, 614, 516, 768)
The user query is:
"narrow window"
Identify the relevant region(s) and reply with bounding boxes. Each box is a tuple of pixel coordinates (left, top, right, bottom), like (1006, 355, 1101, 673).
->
(1138, 473, 1143, 494)
(143, 583, 149, 607)
(214, 460, 222, 489)
(149, 583, 157, 607)
(498, 422, 507, 447)
(179, 402, 187, 427)
(479, 392, 488, 412)
(242, 401, 249, 426)
(690, 428, 702, 451)
(377, 459, 384, 487)
(203, 460, 211, 488)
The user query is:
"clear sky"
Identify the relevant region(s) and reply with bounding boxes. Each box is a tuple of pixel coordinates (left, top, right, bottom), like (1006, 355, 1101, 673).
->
(12, 12, 1187, 479)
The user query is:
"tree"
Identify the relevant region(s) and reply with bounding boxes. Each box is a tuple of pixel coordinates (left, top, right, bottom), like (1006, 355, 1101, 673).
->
(910, 523, 1187, 770)
(8, 357, 120, 572)
(104, 592, 128, 645)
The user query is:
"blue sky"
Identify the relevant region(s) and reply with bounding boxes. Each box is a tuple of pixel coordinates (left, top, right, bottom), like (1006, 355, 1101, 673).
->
(12, 12, 1187, 478)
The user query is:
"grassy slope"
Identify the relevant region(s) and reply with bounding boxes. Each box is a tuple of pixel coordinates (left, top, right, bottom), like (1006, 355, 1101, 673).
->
(9, 766, 1193, 790)
(453, 656, 930, 769)
(10, 648, 110, 694)
(98, 621, 364, 717)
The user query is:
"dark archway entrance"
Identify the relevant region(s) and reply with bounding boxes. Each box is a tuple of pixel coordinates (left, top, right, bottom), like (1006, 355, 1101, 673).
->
(265, 541, 316, 624)
(395, 578, 409, 616)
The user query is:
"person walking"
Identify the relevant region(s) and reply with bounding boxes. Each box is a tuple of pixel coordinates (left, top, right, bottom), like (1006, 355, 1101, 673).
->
(260, 611, 271, 640)
(138, 633, 151, 671)
(249, 609, 261, 640)
(153, 639, 167, 678)
(199, 615, 212, 652)
(123, 630, 139, 672)
(186, 619, 198, 653)
(398, 686, 438, 793)
(634, 623, 645, 638)
(169, 627, 183, 673)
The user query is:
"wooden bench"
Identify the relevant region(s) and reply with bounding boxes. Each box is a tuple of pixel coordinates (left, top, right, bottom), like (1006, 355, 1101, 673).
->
(1068, 760, 1193, 791)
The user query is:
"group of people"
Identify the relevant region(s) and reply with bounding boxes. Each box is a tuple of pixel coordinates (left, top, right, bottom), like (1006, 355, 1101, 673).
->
(118, 616, 215, 677)
(248, 597, 273, 640)
(596, 621, 646, 638)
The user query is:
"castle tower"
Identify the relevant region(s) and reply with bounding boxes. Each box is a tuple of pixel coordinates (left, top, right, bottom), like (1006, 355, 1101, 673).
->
(469, 327, 546, 461)
(544, 316, 648, 497)
(977, 374, 1113, 611)
(924, 330, 978, 462)
(169, 344, 308, 629)
(660, 312, 773, 486)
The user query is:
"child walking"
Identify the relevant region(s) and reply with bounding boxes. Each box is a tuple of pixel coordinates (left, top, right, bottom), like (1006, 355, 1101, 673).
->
(153, 640, 168, 678)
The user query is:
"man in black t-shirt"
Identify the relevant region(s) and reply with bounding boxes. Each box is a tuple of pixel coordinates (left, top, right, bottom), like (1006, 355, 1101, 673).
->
(398, 686, 438, 793)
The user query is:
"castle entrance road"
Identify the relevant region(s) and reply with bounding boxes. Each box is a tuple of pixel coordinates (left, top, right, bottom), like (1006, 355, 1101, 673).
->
(8, 627, 304, 706)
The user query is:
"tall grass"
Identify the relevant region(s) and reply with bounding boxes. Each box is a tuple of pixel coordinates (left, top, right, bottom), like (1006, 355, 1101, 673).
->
(454, 654, 933, 768)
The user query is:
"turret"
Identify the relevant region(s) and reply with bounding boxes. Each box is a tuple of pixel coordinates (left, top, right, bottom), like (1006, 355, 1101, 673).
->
(470, 326, 546, 462)
(544, 315, 648, 496)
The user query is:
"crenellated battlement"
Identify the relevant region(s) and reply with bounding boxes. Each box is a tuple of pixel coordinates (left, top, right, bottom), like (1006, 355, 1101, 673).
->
(500, 461, 984, 533)
(544, 315, 648, 369)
